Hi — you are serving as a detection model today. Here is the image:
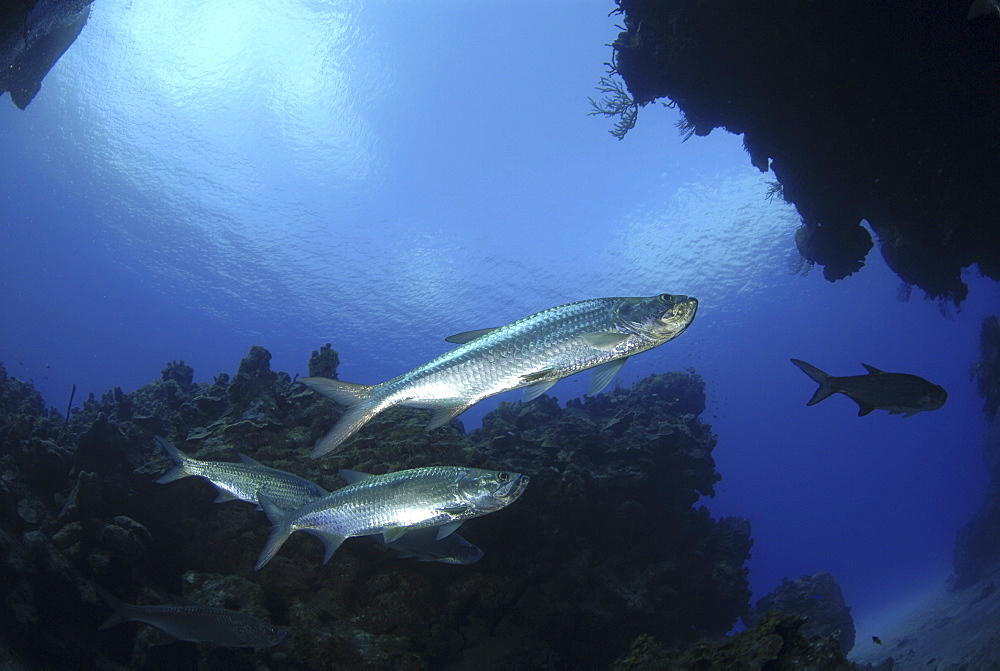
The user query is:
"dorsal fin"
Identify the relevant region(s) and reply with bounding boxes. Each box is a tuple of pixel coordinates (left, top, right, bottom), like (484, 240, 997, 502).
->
(861, 364, 885, 374)
(339, 468, 372, 484)
(445, 328, 498, 345)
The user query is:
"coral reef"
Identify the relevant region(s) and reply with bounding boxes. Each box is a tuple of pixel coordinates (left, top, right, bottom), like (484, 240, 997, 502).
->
(609, 0, 1000, 303)
(612, 611, 863, 670)
(0, 350, 752, 668)
(953, 316, 1000, 591)
(0, 0, 93, 109)
(743, 572, 856, 655)
(971, 316, 1000, 422)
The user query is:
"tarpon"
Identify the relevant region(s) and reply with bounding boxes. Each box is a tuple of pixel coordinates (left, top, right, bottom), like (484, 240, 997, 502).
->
(254, 466, 528, 570)
(154, 437, 328, 511)
(97, 588, 287, 647)
(303, 293, 698, 456)
(381, 526, 484, 565)
(790, 359, 947, 416)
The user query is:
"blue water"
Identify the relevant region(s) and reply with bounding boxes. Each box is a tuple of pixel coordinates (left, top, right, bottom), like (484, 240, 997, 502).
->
(2, 0, 997, 633)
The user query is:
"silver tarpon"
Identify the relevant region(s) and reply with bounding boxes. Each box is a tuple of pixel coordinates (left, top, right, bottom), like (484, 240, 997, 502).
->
(254, 466, 528, 570)
(790, 359, 947, 416)
(154, 437, 328, 511)
(303, 293, 698, 456)
(381, 526, 484, 565)
(97, 588, 287, 647)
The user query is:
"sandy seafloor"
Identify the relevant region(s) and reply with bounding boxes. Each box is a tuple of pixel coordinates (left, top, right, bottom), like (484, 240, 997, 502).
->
(850, 567, 1000, 670)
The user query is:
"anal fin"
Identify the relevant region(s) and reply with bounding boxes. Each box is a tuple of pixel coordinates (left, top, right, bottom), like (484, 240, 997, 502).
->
(522, 380, 557, 402)
(426, 404, 471, 431)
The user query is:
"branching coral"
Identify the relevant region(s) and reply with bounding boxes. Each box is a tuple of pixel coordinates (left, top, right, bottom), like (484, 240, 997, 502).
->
(589, 74, 639, 140)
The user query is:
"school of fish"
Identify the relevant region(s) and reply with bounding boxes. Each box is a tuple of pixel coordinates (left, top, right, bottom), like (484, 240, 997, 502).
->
(95, 293, 948, 649)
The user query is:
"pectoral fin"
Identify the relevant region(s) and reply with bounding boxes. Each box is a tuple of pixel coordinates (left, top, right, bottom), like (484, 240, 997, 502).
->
(587, 358, 627, 396)
(521, 368, 555, 385)
(580, 332, 630, 351)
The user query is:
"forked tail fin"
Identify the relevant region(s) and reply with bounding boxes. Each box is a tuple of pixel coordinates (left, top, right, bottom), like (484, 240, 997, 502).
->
(299, 377, 381, 456)
(311, 404, 382, 457)
(255, 494, 296, 570)
(790, 358, 836, 406)
(95, 585, 130, 630)
(153, 436, 194, 484)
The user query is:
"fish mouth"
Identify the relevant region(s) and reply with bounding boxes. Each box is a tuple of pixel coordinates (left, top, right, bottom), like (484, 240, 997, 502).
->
(496, 474, 530, 500)
(656, 295, 698, 337)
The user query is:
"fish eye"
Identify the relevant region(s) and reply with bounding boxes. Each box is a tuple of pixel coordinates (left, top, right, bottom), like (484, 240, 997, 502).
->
(498, 472, 510, 481)
(658, 293, 674, 302)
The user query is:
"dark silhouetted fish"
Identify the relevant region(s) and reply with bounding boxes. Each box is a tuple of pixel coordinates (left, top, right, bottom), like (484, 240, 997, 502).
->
(97, 588, 287, 647)
(381, 526, 484, 565)
(255, 466, 528, 570)
(154, 437, 327, 512)
(790, 359, 947, 416)
(302, 293, 698, 456)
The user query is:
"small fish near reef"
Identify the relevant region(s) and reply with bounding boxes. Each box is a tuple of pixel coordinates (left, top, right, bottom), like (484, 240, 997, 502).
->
(96, 588, 287, 647)
(154, 436, 328, 512)
(303, 293, 698, 456)
(790, 359, 947, 417)
(255, 466, 529, 570)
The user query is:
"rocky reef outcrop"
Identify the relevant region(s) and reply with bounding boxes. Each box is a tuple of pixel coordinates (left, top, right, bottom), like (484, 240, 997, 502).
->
(613, 611, 863, 670)
(608, 0, 1000, 303)
(1, 0, 93, 109)
(743, 572, 856, 656)
(0, 349, 752, 669)
(952, 315, 1000, 591)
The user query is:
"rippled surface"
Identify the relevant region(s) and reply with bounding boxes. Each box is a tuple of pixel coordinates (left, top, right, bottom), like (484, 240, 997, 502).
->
(15, 0, 796, 380)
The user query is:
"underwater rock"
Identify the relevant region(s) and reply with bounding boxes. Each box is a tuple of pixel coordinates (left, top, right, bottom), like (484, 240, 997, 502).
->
(972, 315, 1000, 422)
(160, 360, 194, 390)
(0, 352, 752, 668)
(952, 316, 1000, 591)
(613, 611, 861, 670)
(743, 572, 856, 655)
(308, 342, 340, 379)
(226, 345, 278, 409)
(952, 422, 1000, 591)
(610, 0, 1000, 303)
(0, 0, 93, 109)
